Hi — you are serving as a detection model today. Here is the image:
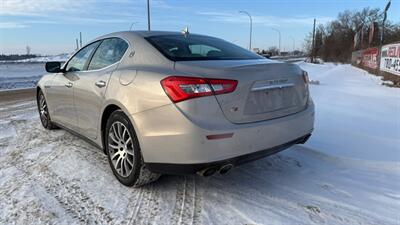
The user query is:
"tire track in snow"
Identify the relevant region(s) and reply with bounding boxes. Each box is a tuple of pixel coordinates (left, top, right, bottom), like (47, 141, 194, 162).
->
(37, 166, 115, 225)
(0, 115, 68, 196)
(126, 187, 146, 225)
(0, 148, 62, 197)
(128, 183, 162, 225)
(1, 100, 166, 225)
(170, 176, 202, 225)
(0, 106, 116, 225)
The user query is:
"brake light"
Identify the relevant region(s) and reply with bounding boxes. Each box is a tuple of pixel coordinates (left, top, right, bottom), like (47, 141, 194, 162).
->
(302, 71, 309, 84)
(161, 76, 238, 103)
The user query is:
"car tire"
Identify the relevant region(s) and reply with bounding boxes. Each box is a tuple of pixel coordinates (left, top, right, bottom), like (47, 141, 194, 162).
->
(37, 90, 57, 130)
(105, 110, 160, 187)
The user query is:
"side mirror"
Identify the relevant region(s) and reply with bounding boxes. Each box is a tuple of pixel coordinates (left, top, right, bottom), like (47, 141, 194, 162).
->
(45, 61, 62, 73)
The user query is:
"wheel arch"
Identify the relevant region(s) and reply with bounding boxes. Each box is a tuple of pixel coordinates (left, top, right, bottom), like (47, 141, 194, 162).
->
(100, 102, 140, 154)
(36, 86, 44, 100)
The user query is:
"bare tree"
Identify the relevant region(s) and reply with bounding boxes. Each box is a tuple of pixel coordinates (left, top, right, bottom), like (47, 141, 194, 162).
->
(304, 7, 399, 63)
(267, 46, 279, 56)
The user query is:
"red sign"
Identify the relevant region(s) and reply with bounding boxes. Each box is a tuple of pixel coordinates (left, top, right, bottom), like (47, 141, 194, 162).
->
(362, 47, 379, 69)
(386, 46, 400, 57)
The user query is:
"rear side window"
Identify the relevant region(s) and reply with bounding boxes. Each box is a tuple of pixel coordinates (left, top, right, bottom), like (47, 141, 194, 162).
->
(145, 35, 262, 61)
(66, 41, 100, 72)
(88, 38, 129, 70)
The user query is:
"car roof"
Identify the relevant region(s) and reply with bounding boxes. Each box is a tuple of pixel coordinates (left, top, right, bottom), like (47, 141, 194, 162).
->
(94, 30, 206, 40)
(131, 30, 189, 37)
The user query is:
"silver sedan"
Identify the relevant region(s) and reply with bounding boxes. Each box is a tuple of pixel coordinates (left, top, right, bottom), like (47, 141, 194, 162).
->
(37, 31, 314, 187)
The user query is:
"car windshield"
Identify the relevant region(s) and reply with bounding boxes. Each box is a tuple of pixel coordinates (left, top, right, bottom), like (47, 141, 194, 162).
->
(145, 34, 263, 61)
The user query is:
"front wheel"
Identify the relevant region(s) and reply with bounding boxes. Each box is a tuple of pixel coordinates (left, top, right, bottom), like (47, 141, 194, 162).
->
(37, 90, 56, 130)
(105, 110, 160, 187)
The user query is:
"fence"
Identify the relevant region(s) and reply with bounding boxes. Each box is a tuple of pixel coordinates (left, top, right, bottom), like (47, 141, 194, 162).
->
(351, 42, 400, 85)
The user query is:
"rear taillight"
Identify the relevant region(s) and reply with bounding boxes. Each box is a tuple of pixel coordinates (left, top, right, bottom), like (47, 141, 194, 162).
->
(302, 71, 309, 84)
(161, 76, 238, 103)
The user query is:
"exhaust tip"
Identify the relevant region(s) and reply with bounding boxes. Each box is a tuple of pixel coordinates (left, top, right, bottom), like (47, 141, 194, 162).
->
(219, 164, 233, 175)
(197, 167, 218, 177)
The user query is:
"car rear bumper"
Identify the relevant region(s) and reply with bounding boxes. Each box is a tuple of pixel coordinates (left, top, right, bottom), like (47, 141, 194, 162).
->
(145, 133, 311, 175)
(131, 98, 314, 170)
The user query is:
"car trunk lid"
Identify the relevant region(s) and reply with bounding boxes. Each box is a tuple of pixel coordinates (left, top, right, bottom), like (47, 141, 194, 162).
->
(174, 59, 309, 124)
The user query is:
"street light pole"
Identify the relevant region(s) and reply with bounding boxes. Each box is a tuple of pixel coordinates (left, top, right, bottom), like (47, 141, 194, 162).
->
(147, 0, 151, 31)
(271, 28, 281, 55)
(289, 36, 295, 54)
(239, 11, 252, 50)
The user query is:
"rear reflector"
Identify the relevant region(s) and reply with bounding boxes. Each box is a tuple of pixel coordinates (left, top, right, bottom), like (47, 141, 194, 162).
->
(206, 133, 234, 140)
(161, 76, 238, 103)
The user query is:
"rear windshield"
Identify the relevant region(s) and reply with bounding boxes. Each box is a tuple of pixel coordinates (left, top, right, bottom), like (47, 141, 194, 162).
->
(145, 34, 263, 61)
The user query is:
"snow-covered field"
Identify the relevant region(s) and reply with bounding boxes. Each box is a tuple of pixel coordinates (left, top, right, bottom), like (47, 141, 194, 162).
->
(0, 63, 45, 89)
(0, 54, 70, 90)
(0, 63, 399, 225)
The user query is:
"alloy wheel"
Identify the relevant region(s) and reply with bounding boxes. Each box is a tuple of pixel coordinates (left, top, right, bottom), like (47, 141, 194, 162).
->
(39, 93, 48, 126)
(107, 121, 135, 177)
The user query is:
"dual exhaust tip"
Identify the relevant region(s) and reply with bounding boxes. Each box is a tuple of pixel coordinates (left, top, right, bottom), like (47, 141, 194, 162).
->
(198, 164, 234, 177)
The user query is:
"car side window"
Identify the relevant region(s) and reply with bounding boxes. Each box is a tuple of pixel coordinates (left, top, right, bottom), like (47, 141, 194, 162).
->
(88, 38, 129, 70)
(65, 41, 100, 72)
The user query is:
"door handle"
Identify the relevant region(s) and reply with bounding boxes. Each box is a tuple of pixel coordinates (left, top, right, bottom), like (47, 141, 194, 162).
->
(95, 80, 106, 88)
(65, 82, 73, 88)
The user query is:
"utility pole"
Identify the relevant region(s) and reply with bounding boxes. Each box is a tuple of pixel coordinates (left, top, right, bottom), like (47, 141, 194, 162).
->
(76, 39, 79, 51)
(311, 18, 316, 63)
(239, 11, 252, 50)
(378, 0, 391, 76)
(381, 0, 391, 45)
(79, 32, 82, 48)
(147, 0, 151, 31)
(271, 28, 281, 55)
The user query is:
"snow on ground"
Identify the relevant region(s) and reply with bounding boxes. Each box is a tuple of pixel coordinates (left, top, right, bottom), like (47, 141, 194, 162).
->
(0, 54, 70, 90)
(298, 62, 400, 162)
(0, 63, 45, 90)
(0, 53, 71, 64)
(0, 63, 399, 225)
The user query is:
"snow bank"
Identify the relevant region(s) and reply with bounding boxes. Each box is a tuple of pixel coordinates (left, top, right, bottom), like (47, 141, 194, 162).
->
(298, 62, 400, 162)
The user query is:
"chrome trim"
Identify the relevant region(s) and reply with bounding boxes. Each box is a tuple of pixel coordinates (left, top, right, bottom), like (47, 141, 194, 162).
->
(95, 80, 107, 88)
(65, 82, 73, 88)
(251, 83, 294, 91)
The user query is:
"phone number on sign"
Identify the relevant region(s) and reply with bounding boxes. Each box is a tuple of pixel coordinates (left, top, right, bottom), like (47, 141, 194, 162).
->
(382, 58, 400, 75)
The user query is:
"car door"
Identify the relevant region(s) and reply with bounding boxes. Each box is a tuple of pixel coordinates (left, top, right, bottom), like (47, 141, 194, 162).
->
(46, 41, 100, 130)
(73, 37, 129, 140)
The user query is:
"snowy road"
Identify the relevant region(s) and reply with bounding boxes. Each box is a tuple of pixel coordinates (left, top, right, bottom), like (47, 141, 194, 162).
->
(0, 63, 399, 225)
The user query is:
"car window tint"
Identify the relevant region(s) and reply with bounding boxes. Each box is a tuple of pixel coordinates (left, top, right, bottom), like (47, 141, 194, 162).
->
(146, 35, 262, 61)
(66, 41, 99, 72)
(189, 44, 220, 57)
(88, 38, 129, 70)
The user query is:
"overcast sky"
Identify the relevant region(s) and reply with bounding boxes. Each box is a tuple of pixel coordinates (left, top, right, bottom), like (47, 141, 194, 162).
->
(0, 0, 398, 55)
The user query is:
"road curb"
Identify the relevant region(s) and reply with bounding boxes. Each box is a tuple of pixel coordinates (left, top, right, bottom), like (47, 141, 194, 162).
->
(0, 88, 36, 102)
